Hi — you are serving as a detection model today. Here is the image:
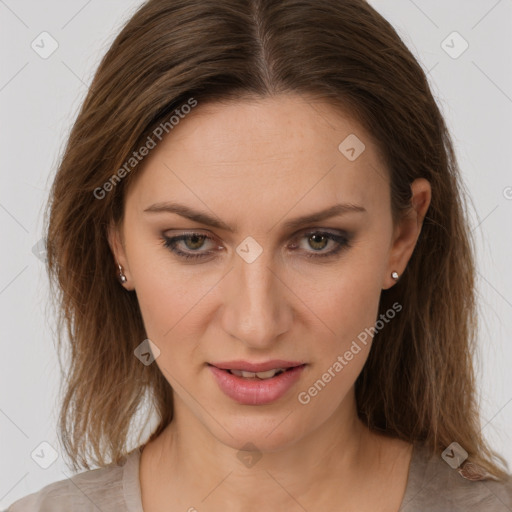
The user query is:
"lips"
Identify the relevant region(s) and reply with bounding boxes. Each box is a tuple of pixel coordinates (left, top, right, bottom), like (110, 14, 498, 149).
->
(210, 360, 304, 372)
(208, 360, 306, 405)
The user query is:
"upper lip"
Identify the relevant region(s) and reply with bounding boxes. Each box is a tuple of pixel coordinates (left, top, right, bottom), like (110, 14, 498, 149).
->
(210, 360, 305, 372)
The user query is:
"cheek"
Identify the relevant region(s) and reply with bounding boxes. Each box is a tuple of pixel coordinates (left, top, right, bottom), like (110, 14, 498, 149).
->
(132, 269, 208, 381)
(126, 242, 185, 339)
(295, 276, 378, 420)
(291, 259, 383, 346)
(307, 278, 377, 378)
(292, 252, 385, 404)
(134, 269, 209, 342)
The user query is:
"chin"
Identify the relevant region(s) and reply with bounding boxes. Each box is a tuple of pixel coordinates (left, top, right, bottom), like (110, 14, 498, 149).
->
(203, 406, 316, 455)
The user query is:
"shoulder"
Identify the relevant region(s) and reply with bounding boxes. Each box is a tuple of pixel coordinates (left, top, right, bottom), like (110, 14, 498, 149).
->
(402, 443, 512, 512)
(5, 449, 141, 512)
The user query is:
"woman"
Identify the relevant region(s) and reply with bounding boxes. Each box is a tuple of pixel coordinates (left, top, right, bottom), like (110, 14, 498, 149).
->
(7, 0, 512, 510)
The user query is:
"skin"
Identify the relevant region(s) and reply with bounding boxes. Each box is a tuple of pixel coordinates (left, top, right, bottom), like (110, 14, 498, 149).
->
(109, 93, 431, 512)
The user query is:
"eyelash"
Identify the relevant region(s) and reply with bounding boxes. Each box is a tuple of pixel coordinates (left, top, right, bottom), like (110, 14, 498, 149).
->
(160, 230, 352, 261)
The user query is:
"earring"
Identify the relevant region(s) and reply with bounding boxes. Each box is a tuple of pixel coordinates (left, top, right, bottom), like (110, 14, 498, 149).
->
(391, 271, 399, 281)
(117, 263, 127, 284)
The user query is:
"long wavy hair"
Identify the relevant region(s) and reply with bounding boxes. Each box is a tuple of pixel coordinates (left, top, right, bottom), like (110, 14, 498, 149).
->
(45, 0, 509, 480)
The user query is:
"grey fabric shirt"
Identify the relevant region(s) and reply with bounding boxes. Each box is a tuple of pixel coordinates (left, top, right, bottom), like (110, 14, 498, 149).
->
(6, 443, 512, 511)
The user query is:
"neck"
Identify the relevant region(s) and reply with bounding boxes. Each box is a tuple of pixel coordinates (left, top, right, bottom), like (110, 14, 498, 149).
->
(141, 389, 401, 511)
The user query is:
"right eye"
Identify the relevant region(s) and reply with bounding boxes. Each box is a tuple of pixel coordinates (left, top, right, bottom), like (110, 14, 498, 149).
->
(161, 232, 218, 260)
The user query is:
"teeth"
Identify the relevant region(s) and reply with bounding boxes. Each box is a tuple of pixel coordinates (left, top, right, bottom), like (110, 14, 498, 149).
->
(230, 368, 285, 379)
(255, 368, 284, 379)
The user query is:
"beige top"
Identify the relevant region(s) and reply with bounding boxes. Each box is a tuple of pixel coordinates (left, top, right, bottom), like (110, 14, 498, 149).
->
(6, 443, 512, 511)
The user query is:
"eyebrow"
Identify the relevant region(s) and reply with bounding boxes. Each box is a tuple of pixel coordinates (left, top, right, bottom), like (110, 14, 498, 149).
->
(143, 201, 366, 232)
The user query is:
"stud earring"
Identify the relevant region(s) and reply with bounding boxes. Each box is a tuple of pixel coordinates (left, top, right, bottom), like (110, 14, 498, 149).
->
(118, 263, 127, 284)
(391, 271, 399, 281)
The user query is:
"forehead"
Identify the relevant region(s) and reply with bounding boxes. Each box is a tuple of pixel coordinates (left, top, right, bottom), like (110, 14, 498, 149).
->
(126, 93, 389, 220)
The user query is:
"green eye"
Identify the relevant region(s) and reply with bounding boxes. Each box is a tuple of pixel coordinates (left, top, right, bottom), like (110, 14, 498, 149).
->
(162, 233, 214, 260)
(289, 230, 351, 259)
(161, 230, 352, 261)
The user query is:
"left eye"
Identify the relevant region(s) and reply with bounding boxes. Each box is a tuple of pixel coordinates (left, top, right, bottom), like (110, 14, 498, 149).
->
(161, 230, 351, 261)
(290, 231, 350, 258)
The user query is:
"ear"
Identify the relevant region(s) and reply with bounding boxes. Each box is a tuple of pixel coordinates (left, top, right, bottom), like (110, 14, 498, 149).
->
(383, 178, 431, 290)
(107, 219, 134, 290)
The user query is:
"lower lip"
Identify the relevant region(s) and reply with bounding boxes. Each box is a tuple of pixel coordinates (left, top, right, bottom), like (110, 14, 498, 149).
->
(208, 364, 306, 405)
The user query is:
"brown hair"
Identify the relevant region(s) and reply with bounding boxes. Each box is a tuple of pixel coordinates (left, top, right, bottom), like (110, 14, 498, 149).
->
(45, 0, 509, 480)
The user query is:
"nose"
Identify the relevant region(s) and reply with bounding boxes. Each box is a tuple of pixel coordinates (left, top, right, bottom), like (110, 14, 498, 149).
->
(220, 250, 293, 350)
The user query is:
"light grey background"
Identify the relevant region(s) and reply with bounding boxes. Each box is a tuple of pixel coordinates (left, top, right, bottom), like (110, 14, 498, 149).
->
(1, 0, 511, 507)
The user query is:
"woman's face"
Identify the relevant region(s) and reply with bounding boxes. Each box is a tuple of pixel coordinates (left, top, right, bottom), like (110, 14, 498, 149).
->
(110, 93, 429, 452)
